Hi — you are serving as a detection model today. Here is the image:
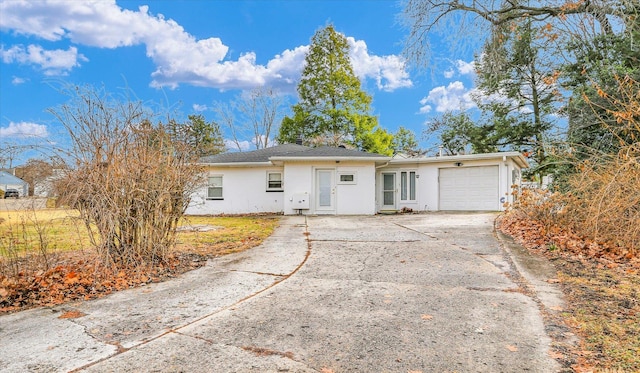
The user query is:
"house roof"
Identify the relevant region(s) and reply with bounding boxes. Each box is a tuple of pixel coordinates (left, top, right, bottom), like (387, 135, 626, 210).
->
(0, 170, 29, 186)
(198, 144, 309, 164)
(199, 144, 391, 166)
(389, 151, 529, 168)
(270, 146, 390, 162)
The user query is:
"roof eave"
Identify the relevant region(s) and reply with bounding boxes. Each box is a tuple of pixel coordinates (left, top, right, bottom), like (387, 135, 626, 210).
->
(269, 156, 391, 162)
(196, 161, 275, 167)
(389, 152, 529, 168)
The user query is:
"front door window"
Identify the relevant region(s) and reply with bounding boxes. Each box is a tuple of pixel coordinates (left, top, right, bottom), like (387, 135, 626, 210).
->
(316, 169, 335, 212)
(382, 172, 395, 208)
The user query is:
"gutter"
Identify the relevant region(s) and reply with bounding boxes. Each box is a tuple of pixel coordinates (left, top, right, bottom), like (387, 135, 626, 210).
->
(195, 161, 275, 167)
(269, 156, 391, 162)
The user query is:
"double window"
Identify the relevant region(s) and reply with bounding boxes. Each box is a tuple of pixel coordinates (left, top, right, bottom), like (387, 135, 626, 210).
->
(207, 176, 223, 199)
(400, 171, 416, 201)
(267, 171, 283, 191)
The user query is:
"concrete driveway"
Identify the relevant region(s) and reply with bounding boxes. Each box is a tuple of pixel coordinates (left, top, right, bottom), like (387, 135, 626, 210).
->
(0, 213, 563, 372)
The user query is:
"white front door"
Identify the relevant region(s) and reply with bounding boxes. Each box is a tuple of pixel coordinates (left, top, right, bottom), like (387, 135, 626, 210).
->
(381, 172, 396, 210)
(316, 169, 335, 213)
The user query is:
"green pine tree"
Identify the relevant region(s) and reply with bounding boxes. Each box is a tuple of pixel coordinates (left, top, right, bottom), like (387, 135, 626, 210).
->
(277, 25, 393, 155)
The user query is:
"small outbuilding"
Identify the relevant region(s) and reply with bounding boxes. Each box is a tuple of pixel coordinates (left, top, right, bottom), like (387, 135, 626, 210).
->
(186, 145, 528, 215)
(0, 170, 30, 197)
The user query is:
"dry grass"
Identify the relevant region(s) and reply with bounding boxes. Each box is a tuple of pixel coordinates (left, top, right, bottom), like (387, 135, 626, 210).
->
(0, 210, 279, 313)
(175, 215, 280, 256)
(499, 199, 640, 372)
(556, 260, 640, 372)
(0, 208, 92, 255)
(0, 210, 279, 262)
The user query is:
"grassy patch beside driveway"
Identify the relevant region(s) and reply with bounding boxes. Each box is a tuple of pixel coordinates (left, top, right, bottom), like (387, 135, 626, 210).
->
(1, 209, 279, 313)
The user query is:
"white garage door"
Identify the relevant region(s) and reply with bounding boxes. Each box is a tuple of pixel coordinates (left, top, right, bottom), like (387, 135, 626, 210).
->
(439, 166, 499, 211)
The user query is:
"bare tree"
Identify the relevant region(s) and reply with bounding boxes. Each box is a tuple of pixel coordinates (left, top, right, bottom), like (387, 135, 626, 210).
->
(15, 159, 54, 196)
(0, 144, 26, 169)
(214, 87, 287, 150)
(402, 0, 629, 68)
(50, 85, 202, 268)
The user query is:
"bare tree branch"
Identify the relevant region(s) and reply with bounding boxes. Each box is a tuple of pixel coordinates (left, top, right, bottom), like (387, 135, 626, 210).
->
(402, 0, 625, 67)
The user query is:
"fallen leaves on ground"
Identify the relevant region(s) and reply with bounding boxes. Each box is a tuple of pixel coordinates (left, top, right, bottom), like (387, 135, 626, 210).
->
(0, 222, 275, 314)
(497, 211, 640, 372)
(58, 310, 86, 319)
(0, 251, 203, 313)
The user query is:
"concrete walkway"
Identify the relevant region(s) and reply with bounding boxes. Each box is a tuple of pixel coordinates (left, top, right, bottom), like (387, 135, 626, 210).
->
(0, 213, 563, 372)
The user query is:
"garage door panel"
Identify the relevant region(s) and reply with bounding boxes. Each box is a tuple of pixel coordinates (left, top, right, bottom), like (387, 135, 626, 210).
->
(439, 166, 499, 211)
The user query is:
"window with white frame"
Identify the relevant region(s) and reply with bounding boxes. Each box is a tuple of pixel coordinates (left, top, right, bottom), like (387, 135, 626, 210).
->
(337, 171, 357, 184)
(207, 175, 223, 199)
(400, 171, 416, 201)
(266, 171, 283, 191)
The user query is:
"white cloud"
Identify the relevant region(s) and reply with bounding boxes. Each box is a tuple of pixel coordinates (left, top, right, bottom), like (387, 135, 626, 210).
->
(441, 59, 475, 79)
(192, 103, 208, 112)
(0, 1, 411, 91)
(0, 44, 87, 75)
(0, 121, 48, 138)
(456, 60, 475, 75)
(419, 81, 477, 113)
(347, 37, 412, 91)
(443, 69, 455, 79)
(11, 76, 27, 85)
(224, 139, 252, 151)
(265, 45, 309, 88)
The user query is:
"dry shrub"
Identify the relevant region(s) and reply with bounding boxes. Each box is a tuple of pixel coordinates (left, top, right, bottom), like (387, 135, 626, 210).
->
(506, 76, 639, 258)
(560, 146, 639, 253)
(50, 85, 203, 269)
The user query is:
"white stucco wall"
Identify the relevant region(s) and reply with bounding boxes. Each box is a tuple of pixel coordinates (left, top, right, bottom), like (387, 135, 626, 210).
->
(377, 157, 523, 212)
(282, 161, 377, 215)
(186, 154, 524, 215)
(335, 163, 377, 215)
(186, 166, 285, 215)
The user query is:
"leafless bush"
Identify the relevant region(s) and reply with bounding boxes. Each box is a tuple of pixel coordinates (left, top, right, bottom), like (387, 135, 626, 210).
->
(0, 208, 56, 278)
(561, 146, 639, 252)
(50, 85, 203, 268)
(507, 77, 639, 255)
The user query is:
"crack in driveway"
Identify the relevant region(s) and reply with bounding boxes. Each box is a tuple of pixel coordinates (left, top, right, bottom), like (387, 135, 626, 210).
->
(69, 217, 313, 372)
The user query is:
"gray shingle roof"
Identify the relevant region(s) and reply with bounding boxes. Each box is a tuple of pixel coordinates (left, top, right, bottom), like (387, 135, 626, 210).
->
(199, 144, 309, 163)
(272, 146, 388, 159)
(198, 144, 389, 164)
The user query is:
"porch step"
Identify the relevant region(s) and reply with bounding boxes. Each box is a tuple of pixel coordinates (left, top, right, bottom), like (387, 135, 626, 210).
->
(378, 210, 398, 215)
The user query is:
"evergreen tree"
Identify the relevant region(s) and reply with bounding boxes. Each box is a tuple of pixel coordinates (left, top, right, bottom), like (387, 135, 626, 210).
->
(474, 20, 559, 179)
(392, 126, 420, 155)
(564, 4, 640, 158)
(277, 25, 393, 155)
(171, 114, 225, 157)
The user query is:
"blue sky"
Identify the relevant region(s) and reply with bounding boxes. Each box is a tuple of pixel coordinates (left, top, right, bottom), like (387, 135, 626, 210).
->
(1, 0, 479, 165)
